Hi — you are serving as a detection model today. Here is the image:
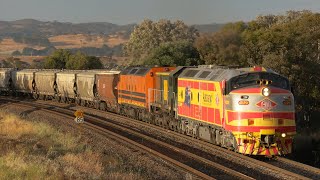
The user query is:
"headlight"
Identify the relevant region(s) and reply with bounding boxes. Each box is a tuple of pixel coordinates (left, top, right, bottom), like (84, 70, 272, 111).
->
(262, 87, 271, 97)
(281, 133, 286, 138)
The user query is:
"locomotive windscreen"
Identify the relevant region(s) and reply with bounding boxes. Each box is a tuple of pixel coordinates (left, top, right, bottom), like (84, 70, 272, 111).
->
(228, 72, 290, 92)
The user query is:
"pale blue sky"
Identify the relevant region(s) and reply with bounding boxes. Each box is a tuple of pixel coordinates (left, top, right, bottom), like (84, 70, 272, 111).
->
(0, 0, 319, 24)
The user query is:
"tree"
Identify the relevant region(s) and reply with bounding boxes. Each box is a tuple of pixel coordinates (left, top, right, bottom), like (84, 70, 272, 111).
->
(11, 50, 21, 56)
(195, 11, 320, 127)
(30, 59, 45, 69)
(66, 51, 103, 70)
(44, 49, 103, 70)
(238, 11, 320, 127)
(123, 19, 198, 64)
(143, 40, 203, 66)
(195, 22, 247, 66)
(85, 56, 103, 69)
(1, 57, 29, 68)
(44, 49, 71, 69)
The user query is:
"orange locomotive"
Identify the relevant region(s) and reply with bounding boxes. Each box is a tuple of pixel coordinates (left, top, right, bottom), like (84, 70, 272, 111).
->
(150, 65, 296, 156)
(117, 66, 175, 120)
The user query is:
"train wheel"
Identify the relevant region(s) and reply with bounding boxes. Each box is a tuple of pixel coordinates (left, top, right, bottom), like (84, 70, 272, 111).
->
(75, 99, 80, 105)
(80, 100, 86, 107)
(216, 130, 222, 146)
(94, 102, 99, 109)
(100, 102, 106, 111)
(54, 95, 60, 102)
(60, 97, 66, 103)
(32, 93, 39, 99)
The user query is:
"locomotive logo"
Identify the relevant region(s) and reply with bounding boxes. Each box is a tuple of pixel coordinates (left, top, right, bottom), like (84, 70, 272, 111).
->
(256, 98, 277, 111)
(184, 86, 191, 106)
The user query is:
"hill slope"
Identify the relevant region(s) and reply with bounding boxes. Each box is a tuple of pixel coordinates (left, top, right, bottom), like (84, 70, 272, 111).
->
(0, 19, 224, 56)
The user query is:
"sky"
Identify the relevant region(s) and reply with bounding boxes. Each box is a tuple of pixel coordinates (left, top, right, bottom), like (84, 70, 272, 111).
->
(0, 0, 319, 25)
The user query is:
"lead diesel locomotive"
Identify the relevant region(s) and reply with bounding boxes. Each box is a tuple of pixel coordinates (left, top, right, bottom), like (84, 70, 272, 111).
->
(169, 66, 296, 156)
(0, 65, 296, 156)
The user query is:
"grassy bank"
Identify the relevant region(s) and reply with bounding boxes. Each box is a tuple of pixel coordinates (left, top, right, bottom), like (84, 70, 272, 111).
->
(0, 110, 142, 179)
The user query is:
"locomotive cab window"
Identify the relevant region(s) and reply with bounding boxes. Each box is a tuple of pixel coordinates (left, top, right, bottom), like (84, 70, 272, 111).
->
(227, 72, 290, 93)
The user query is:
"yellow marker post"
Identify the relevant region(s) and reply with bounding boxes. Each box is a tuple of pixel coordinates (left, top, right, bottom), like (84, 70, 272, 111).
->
(74, 109, 84, 134)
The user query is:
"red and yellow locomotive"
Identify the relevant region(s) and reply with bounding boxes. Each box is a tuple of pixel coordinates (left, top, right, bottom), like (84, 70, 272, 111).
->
(157, 65, 295, 156)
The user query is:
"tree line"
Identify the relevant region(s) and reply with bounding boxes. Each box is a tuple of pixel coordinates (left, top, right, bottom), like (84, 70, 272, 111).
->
(1, 50, 103, 70)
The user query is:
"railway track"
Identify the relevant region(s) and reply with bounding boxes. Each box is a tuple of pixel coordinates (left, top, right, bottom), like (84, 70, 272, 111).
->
(267, 157, 320, 179)
(1, 97, 318, 179)
(0, 97, 251, 179)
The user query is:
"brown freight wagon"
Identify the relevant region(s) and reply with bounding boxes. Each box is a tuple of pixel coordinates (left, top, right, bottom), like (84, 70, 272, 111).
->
(76, 70, 120, 110)
(96, 71, 120, 112)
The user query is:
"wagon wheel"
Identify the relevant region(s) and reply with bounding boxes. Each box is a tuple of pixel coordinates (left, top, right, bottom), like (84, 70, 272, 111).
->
(100, 102, 106, 111)
(54, 95, 61, 102)
(80, 100, 86, 107)
(32, 92, 39, 99)
(75, 98, 81, 105)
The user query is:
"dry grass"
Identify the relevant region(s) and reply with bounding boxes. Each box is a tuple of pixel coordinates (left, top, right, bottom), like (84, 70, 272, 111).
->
(106, 172, 143, 180)
(0, 152, 48, 179)
(107, 36, 128, 47)
(0, 55, 46, 65)
(48, 34, 128, 49)
(0, 109, 163, 179)
(0, 110, 144, 179)
(0, 34, 128, 55)
(0, 38, 45, 55)
(0, 112, 35, 139)
(61, 150, 103, 178)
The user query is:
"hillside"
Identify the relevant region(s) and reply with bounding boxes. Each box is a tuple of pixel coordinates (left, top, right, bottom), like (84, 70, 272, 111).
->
(0, 19, 224, 56)
(0, 19, 135, 37)
(194, 23, 224, 33)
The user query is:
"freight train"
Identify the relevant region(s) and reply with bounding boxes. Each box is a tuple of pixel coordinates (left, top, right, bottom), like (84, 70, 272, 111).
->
(0, 65, 296, 156)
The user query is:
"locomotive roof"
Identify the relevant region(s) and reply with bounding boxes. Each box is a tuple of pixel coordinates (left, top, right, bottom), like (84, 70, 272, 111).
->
(179, 65, 278, 81)
(121, 66, 150, 76)
(77, 71, 120, 77)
